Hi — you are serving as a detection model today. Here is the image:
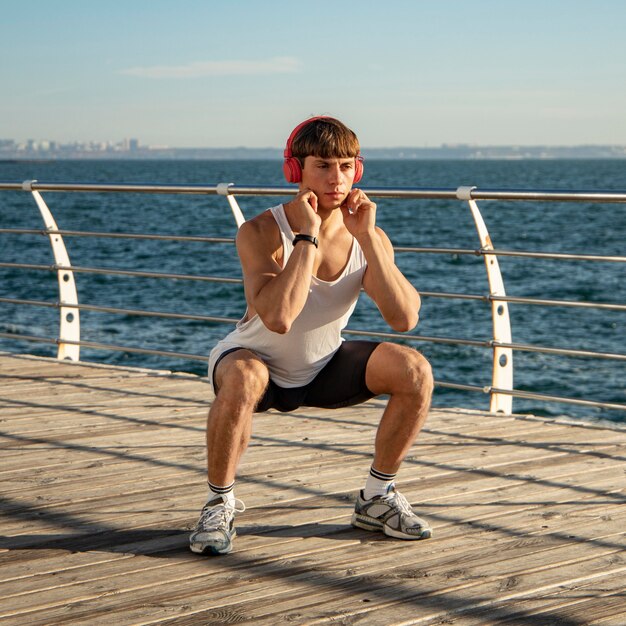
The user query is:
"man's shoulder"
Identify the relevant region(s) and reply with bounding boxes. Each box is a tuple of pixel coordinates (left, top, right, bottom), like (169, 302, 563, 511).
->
(239, 208, 273, 234)
(237, 208, 280, 247)
(250, 207, 276, 226)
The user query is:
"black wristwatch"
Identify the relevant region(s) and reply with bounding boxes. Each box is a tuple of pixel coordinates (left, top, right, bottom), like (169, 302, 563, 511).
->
(293, 234, 319, 248)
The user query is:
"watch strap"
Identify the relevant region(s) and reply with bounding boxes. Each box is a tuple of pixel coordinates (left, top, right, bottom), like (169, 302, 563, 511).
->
(293, 234, 319, 248)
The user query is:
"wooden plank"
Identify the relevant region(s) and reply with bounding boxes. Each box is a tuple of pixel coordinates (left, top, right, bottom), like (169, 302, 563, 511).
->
(2, 455, 620, 552)
(1, 490, 622, 607)
(0, 354, 624, 626)
(1, 430, 623, 537)
(7, 522, 622, 625)
(1, 446, 622, 540)
(2, 450, 623, 536)
(187, 534, 625, 626)
(446, 569, 626, 624)
(2, 464, 620, 572)
(6, 415, 614, 494)
(2, 472, 620, 616)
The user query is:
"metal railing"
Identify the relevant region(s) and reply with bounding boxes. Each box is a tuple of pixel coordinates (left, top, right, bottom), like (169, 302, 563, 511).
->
(1, 179, 625, 415)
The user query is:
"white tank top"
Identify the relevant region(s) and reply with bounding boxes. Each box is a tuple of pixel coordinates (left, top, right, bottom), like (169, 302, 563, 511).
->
(208, 204, 367, 388)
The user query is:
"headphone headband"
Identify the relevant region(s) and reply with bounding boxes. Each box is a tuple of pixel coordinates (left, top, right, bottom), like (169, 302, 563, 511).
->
(283, 116, 330, 159)
(282, 116, 364, 184)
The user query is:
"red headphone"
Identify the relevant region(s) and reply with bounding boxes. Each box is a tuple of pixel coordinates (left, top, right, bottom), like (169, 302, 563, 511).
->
(282, 116, 364, 184)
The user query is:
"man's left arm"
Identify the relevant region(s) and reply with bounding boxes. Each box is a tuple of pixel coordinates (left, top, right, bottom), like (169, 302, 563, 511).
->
(360, 227, 421, 331)
(342, 189, 421, 332)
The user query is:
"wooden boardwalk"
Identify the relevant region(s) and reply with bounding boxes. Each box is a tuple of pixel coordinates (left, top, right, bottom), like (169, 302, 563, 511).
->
(0, 352, 624, 625)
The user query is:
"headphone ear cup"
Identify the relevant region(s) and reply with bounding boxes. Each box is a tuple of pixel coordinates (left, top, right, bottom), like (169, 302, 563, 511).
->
(283, 157, 302, 183)
(353, 157, 364, 184)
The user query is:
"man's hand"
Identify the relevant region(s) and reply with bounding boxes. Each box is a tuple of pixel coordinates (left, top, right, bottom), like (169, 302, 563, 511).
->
(285, 189, 321, 236)
(340, 188, 376, 238)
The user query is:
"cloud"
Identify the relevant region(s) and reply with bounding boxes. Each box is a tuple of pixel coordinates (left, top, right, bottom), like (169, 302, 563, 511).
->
(120, 56, 301, 79)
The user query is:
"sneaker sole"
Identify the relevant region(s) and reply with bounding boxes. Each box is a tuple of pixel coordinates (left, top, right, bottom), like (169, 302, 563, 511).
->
(384, 525, 432, 540)
(352, 512, 432, 540)
(351, 512, 383, 532)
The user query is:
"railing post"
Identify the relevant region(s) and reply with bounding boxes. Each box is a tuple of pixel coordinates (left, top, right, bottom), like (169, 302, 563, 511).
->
(23, 181, 80, 361)
(457, 186, 513, 414)
(217, 182, 245, 228)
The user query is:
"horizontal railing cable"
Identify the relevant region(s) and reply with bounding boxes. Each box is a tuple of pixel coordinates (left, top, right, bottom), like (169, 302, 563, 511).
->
(492, 340, 626, 361)
(0, 228, 235, 244)
(0, 297, 239, 324)
(342, 328, 489, 348)
(435, 381, 487, 393)
(435, 379, 626, 412)
(2, 181, 626, 203)
(0, 332, 211, 362)
(490, 294, 626, 311)
(1, 228, 623, 263)
(0, 262, 242, 284)
(5, 330, 621, 411)
(1, 331, 623, 411)
(344, 328, 626, 360)
(3, 297, 624, 362)
(0, 298, 489, 349)
(4, 296, 624, 362)
(420, 290, 626, 311)
(491, 387, 626, 412)
(395, 245, 626, 263)
(2, 261, 623, 310)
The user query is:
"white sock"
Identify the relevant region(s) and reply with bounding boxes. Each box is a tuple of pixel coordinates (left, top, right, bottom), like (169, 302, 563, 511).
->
(207, 481, 235, 505)
(363, 467, 396, 500)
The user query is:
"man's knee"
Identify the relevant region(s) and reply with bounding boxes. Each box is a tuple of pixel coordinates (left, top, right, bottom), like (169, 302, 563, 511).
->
(367, 343, 433, 397)
(406, 349, 434, 397)
(215, 351, 269, 402)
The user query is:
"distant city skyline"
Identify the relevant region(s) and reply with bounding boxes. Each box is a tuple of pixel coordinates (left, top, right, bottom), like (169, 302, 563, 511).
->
(2, 136, 624, 161)
(3, 1, 626, 148)
(3, 135, 626, 150)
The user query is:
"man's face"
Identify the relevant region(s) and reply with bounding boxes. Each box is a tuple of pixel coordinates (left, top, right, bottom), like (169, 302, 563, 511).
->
(300, 156, 356, 210)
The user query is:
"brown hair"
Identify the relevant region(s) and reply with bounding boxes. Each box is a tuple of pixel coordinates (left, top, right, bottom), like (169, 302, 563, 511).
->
(291, 117, 360, 163)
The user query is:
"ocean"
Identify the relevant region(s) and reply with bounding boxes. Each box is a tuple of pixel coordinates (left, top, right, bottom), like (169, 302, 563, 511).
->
(0, 158, 624, 423)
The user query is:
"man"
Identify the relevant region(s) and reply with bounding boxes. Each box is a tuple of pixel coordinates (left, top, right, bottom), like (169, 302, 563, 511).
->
(190, 116, 434, 555)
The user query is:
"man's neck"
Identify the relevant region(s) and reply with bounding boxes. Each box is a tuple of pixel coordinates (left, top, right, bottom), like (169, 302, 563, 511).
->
(317, 206, 345, 234)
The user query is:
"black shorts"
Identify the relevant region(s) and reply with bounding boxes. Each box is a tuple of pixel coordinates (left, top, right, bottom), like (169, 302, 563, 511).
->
(213, 340, 380, 413)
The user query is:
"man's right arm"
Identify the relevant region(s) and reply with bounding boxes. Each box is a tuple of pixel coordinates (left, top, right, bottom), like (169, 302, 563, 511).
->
(236, 199, 319, 334)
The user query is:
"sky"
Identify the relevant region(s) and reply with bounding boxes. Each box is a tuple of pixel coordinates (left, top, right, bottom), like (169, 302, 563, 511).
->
(2, 0, 626, 148)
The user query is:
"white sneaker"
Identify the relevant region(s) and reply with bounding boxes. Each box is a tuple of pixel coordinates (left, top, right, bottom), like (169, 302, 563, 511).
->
(351, 487, 432, 540)
(189, 494, 245, 555)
